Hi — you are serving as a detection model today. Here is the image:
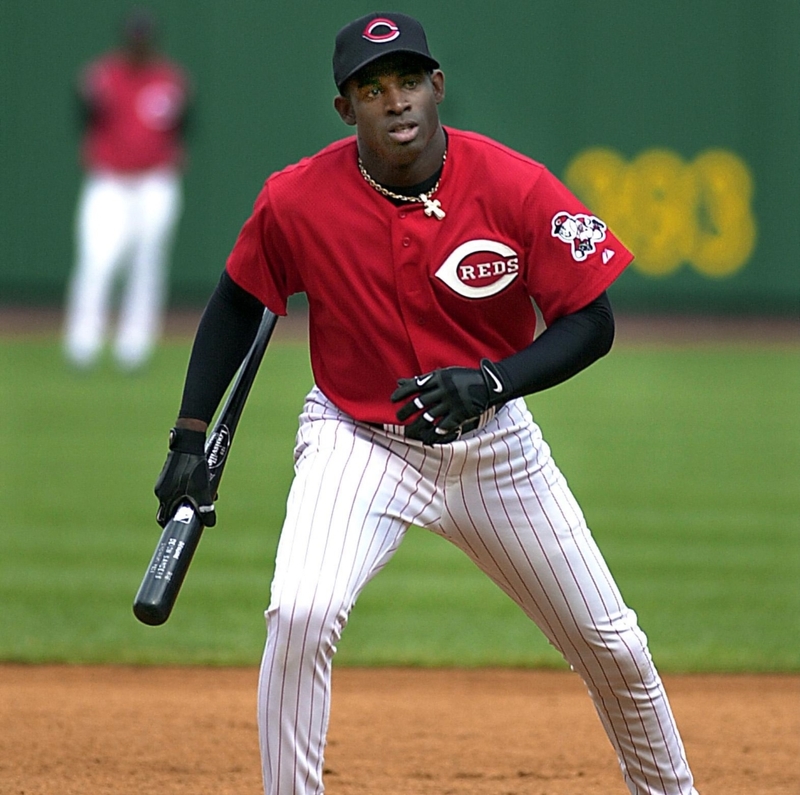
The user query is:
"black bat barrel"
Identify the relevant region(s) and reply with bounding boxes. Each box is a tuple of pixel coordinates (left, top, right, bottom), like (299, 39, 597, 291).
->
(133, 505, 204, 625)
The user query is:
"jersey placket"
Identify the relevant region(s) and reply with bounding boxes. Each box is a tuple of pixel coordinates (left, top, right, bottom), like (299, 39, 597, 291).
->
(390, 205, 440, 364)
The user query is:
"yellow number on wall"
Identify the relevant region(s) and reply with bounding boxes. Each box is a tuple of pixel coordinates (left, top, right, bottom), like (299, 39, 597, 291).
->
(564, 148, 757, 278)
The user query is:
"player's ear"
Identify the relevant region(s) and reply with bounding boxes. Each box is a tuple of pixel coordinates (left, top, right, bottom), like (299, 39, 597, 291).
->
(431, 70, 445, 104)
(334, 94, 356, 126)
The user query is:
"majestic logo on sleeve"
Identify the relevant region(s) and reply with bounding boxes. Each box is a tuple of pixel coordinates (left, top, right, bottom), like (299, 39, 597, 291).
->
(435, 239, 520, 298)
(551, 212, 607, 261)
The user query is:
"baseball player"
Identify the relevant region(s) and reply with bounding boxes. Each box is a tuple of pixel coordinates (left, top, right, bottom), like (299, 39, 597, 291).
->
(154, 12, 700, 795)
(63, 9, 191, 371)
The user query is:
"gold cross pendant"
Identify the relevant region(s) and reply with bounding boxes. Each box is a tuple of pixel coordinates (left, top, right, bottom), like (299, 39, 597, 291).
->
(420, 195, 446, 220)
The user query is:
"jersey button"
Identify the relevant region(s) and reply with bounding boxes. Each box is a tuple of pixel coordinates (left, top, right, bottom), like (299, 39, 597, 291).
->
(402, 237, 411, 247)
(399, 211, 407, 219)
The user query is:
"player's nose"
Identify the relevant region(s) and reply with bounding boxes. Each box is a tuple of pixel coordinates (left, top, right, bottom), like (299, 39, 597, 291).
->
(384, 84, 411, 114)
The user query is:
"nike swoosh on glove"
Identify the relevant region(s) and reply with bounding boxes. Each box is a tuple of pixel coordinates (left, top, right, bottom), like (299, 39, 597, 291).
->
(390, 358, 509, 445)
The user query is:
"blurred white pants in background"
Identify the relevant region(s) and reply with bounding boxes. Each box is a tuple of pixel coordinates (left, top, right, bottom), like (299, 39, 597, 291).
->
(63, 167, 182, 370)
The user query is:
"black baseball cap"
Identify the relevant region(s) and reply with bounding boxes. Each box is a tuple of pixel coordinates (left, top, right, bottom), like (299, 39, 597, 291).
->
(333, 12, 439, 92)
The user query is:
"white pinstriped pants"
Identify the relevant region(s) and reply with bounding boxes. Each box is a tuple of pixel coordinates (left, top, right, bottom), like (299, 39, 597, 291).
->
(258, 387, 696, 795)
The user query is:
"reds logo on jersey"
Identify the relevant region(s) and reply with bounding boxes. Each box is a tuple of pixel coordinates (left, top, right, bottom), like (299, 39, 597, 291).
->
(551, 211, 608, 262)
(435, 239, 520, 299)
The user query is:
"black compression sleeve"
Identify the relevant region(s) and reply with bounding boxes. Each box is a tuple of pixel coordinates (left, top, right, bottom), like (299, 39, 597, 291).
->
(493, 292, 615, 398)
(178, 271, 266, 423)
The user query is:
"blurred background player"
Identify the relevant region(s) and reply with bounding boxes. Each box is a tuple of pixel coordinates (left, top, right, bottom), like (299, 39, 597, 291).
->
(63, 8, 192, 371)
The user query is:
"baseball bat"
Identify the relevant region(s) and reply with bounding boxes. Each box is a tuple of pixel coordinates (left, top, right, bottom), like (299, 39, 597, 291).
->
(133, 308, 278, 626)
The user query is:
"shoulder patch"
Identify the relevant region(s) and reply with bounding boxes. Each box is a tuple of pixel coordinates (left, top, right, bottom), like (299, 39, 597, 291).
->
(551, 212, 607, 261)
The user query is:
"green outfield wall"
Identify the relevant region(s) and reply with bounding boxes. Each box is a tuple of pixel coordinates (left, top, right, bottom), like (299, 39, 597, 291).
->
(2, 1, 798, 314)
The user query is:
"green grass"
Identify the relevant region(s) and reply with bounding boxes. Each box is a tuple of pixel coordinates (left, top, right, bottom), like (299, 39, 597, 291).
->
(1, 337, 798, 671)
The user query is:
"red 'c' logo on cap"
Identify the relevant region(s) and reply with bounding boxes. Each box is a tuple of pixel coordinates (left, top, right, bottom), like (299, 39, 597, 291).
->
(362, 18, 400, 43)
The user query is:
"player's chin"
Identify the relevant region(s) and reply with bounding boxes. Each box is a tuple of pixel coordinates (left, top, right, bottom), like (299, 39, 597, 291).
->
(382, 133, 425, 163)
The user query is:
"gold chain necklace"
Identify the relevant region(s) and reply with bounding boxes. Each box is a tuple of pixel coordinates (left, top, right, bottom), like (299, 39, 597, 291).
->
(357, 151, 447, 220)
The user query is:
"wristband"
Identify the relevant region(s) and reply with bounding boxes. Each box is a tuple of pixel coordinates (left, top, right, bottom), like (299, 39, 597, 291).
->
(168, 427, 206, 455)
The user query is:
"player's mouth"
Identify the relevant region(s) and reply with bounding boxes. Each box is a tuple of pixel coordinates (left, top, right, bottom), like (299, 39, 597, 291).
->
(387, 121, 419, 144)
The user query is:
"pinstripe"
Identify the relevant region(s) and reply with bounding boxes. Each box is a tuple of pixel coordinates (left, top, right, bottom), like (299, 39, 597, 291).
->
(257, 388, 695, 795)
(460, 405, 687, 793)
(510, 443, 662, 788)
(528, 461, 665, 792)
(539, 438, 684, 792)
(466, 407, 674, 790)
(296, 418, 370, 791)
(442, 402, 686, 793)
(268, 414, 358, 792)
(443, 418, 645, 774)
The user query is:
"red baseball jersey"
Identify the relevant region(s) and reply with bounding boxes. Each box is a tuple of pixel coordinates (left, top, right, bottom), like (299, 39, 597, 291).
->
(226, 127, 633, 423)
(79, 53, 189, 172)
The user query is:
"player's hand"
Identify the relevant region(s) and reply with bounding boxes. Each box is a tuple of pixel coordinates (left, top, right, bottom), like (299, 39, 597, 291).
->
(390, 359, 509, 445)
(154, 427, 217, 528)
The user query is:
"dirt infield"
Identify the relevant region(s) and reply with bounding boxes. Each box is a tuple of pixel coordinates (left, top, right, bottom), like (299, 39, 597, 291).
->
(2, 665, 798, 795)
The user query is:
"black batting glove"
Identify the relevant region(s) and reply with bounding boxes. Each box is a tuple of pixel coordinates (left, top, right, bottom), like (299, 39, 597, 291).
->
(390, 359, 510, 445)
(154, 427, 217, 528)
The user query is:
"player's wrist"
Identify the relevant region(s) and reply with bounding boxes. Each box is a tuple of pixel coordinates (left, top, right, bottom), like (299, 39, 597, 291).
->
(168, 426, 206, 455)
(175, 416, 209, 433)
